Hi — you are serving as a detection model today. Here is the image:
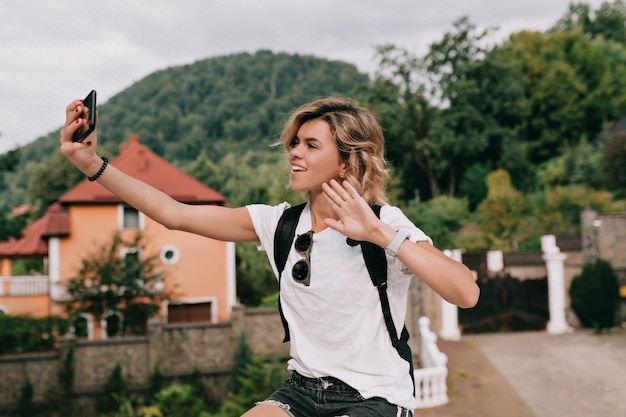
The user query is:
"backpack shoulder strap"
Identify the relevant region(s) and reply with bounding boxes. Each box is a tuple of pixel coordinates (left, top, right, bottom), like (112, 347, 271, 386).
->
(274, 202, 306, 342)
(356, 204, 415, 391)
(274, 203, 307, 276)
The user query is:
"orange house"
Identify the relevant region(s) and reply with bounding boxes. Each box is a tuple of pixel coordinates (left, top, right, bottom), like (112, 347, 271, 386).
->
(0, 135, 236, 338)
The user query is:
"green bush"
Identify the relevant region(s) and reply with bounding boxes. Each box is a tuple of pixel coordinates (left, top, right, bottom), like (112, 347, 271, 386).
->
(151, 384, 208, 417)
(569, 259, 619, 329)
(96, 363, 129, 415)
(0, 313, 69, 354)
(15, 377, 38, 417)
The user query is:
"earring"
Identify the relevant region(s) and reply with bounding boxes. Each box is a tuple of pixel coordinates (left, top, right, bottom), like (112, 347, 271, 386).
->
(340, 173, 345, 180)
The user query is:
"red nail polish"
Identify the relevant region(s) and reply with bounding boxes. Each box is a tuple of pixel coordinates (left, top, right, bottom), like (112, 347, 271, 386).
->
(86, 141, 92, 146)
(75, 118, 80, 124)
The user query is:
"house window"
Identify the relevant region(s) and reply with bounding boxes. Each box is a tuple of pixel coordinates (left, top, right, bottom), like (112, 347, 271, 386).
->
(71, 313, 92, 339)
(160, 245, 180, 265)
(123, 205, 139, 229)
(168, 302, 213, 323)
(103, 310, 123, 338)
(118, 204, 144, 230)
(121, 248, 141, 275)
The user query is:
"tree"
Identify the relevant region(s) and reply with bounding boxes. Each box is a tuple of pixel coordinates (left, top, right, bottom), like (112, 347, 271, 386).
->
(535, 184, 623, 237)
(552, 0, 626, 44)
(63, 233, 165, 336)
(227, 332, 254, 394)
(498, 28, 626, 172)
(604, 122, 626, 197)
(217, 358, 287, 417)
(0, 148, 25, 240)
(147, 363, 164, 405)
(478, 169, 529, 250)
(96, 363, 128, 415)
(15, 377, 37, 417)
(186, 367, 219, 413)
(28, 151, 84, 213)
(151, 385, 207, 417)
(407, 196, 470, 250)
(367, 17, 498, 199)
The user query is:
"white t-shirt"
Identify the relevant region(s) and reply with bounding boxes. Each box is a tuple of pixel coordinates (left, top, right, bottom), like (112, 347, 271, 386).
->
(246, 201, 432, 410)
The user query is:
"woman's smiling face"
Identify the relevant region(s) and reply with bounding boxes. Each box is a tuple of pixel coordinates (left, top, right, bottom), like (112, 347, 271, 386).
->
(289, 118, 347, 194)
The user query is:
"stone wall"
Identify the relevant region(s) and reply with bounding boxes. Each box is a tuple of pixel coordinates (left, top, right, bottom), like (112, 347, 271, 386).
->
(0, 306, 289, 414)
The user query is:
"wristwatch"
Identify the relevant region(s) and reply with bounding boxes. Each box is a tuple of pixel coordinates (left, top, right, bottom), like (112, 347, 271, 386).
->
(386, 229, 410, 257)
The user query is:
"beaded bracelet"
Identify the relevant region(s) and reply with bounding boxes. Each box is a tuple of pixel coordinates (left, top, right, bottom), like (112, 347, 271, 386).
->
(88, 156, 108, 182)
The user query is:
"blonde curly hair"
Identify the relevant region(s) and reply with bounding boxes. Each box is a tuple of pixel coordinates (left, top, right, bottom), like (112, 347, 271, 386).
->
(278, 97, 390, 205)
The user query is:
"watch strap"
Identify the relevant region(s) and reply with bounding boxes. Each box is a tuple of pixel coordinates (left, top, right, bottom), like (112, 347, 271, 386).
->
(386, 229, 409, 257)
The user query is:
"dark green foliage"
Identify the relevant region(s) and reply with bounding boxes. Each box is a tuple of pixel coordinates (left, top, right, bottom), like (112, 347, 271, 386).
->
(569, 259, 619, 329)
(14, 377, 37, 417)
(265, 359, 288, 394)
(186, 367, 219, 413)
(459, 163, 492, 211)
(215, 331, 288, 416)
(604, 124, 626, 198)
(151, 384, 207, 417)
(217, 358, 287, 417)
(0, 209, 30, 241)
(28, 151, 85, 215)
(405, 196, 471, 250)
(227, 332, 254, 394)
(96, 363, 128, 415)
(0, 313, 69, 354)
(147, 363, 164, 404)
(56, 344, 76, 416)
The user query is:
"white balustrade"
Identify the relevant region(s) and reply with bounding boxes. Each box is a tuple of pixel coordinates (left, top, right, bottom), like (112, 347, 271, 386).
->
(0, 275, 49, 295)
(414, 316, 449, 409)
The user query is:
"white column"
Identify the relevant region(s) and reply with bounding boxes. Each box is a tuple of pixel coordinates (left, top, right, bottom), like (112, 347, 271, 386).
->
(440, 250, 461, 340)
(48, 237, 63, 301)
(487, 250, 504, 273)
(541, 235, 572, 334)
(226, 241, 237, 312)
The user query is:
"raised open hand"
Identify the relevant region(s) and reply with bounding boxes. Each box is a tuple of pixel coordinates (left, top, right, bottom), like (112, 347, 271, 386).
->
(321, 180, 382, 243)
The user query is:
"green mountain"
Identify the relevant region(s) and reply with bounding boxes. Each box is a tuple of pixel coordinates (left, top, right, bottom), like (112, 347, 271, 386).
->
(0, 50, 369, 211)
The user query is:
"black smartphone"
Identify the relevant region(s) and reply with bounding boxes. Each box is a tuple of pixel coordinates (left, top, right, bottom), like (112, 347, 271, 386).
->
(73, 90, 97, 142)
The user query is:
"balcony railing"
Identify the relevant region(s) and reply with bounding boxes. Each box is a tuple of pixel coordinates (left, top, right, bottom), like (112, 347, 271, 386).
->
(0, 275, 49, 296)
(414, 316, 449, 409)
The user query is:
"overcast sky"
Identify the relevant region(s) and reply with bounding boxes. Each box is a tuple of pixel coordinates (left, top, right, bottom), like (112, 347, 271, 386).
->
(0, 0, 606, 153)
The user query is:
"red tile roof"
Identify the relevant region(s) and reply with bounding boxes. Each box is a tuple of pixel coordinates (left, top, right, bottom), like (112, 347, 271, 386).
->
(59, 134, 226, 205)
(0, 203, 68, 257)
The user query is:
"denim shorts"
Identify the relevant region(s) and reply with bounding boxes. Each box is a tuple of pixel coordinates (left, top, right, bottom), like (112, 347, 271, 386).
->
(259, 371, 413, 417)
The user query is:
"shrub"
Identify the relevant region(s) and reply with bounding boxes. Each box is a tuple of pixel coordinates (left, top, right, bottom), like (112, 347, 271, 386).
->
(15, 377, 37, 417)
(569, 259, 619, 329)
(0, 313, 69, 354)
(96, 363, 129, 415)
(151, 384, 208, 417)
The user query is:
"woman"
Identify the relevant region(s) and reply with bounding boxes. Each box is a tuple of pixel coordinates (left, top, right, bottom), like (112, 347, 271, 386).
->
(60, 96, 479, 417)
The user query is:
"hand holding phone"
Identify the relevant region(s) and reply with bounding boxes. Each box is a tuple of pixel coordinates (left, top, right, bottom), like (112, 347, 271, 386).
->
(73, 90, 97, 142)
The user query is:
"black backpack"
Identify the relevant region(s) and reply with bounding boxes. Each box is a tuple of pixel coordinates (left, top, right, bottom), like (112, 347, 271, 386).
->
(273, 202, 415, 390)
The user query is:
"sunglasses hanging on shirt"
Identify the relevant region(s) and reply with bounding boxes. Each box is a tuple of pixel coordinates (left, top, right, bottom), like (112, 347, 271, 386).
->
(292, 231, 313, 286)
